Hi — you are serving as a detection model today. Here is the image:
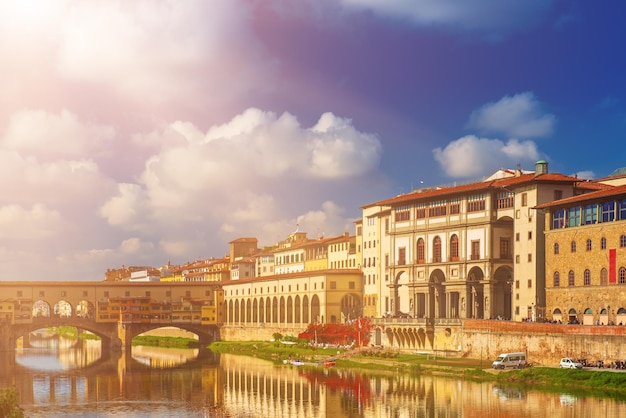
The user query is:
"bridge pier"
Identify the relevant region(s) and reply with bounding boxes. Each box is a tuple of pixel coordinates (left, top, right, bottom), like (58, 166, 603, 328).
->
(0, 323, 15, 352)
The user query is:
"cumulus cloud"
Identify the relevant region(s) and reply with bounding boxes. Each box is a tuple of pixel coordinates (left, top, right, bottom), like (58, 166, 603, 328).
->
(433, 135, 540, 178)
(339, 0, 555, 35)
(468, 92, 556, 139)
(101, 108, 382, 235)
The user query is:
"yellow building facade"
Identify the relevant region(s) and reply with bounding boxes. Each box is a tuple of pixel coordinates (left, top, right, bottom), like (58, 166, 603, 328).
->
(539, 184, 626, 325)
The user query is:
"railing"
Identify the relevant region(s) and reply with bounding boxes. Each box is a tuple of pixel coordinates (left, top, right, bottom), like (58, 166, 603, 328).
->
(371, 317, 462, 326)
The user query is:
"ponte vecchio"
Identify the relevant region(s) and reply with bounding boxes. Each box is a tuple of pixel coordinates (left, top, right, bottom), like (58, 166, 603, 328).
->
(0, 281, 224, 352)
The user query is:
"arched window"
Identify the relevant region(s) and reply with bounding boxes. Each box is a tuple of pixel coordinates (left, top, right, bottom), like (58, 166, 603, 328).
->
(568, 270, 575, 286)
(601, 237, 607, 250)
(553, 272, 560, 287)
(571, 241, 577, 253)
(621, 235, 626, 248)
(620, 267, 626, 284)
(584, 269, 591, 286)
(417, 238, 425, 263)
(450, 234, 459, 261)
(601, 268, 608, 286)
(433, 236, 442, 262)
(586, 239, 592, 251)
(554, 243, 559, 255)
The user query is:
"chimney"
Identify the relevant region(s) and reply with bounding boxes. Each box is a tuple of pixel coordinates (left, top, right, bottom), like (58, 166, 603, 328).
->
(535, 160, 548, 176)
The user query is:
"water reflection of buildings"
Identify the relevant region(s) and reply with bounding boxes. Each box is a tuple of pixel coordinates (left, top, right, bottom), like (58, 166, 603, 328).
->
(219, 354, 467, 417)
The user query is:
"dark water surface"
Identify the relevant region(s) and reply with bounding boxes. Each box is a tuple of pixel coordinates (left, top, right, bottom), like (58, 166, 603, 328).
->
(1, 339, 625, 417)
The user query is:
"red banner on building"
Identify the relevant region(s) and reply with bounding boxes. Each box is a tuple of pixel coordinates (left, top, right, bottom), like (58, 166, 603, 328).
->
(609, 249, 617, 283)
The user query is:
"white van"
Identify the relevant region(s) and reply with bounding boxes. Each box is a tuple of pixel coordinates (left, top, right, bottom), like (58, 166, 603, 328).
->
(492, 352, 526, 369)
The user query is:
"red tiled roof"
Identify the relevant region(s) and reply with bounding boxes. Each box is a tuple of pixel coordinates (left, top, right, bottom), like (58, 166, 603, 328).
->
(535, 183, 626, 209)
(367, 172, 580, 207)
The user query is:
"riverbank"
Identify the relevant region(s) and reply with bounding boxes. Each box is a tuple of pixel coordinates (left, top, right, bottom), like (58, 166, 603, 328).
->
(208, 341, 626, 400)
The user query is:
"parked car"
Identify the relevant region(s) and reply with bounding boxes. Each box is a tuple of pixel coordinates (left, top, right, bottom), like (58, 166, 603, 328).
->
(560, 358, 583, 369)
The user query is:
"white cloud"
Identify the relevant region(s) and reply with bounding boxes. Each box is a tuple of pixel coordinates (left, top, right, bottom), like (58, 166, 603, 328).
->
(574, 171, 595, 180)
(468, 92, 556, 139)
(339, 0, 554, 35)
(2, 109, 115, 161)
(95, 108, 382, 259)
(0, 204, 65, 240)
(433, 135, 540, 178)
(56, 0, 275, 106)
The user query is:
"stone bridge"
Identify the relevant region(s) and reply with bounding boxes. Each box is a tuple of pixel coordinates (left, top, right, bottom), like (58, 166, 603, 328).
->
(0, 281, 223, 353)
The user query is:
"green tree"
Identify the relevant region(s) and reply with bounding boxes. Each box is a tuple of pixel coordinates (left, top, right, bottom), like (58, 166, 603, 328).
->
(0, 388, 24, 418)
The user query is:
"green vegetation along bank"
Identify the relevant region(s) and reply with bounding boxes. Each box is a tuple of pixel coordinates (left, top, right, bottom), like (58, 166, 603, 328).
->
(208, 341, 626, 401)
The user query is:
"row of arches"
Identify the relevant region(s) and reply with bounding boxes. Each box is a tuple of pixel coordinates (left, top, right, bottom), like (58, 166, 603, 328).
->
(552, 307, 626, 325)
(31, 300, 95, 319)
(227, 295, 321, 325)
(392, 266, 513, 321)
(227, 293, 363, 325)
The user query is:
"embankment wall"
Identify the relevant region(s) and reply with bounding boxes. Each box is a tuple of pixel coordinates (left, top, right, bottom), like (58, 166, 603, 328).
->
(462, 320, 626, 366)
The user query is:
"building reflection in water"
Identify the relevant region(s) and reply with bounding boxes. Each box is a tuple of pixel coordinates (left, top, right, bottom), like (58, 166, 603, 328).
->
(5, 345, 626, 417)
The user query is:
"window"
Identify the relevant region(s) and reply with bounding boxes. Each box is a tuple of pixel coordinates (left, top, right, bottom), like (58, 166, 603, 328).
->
(497, 191, 514, 209)
(586, 239, 592, 251)
(395, 205, 410, 222)
(601, 268, 608, 285)
(417, 239, 425, 263)
(568, 270, 575, 287)
(619, 199, 626, 220)
(398, 247, 406, 265)
(433, 236, 442, 262)
(367, 217, 376, 226)
(528, 279, 532, 288)
(527, 253, 532, 262)
(601, 237, 607, 249)
(554, 243, 559, 255)
(449, 197, 461, 214)
(583, 204, 597, 225)
(554, 190, 563, 200)
(620, 267, 626, 285)
(552, 209, 565, 229)
(467, 194, 486, 212)
(521, 193, 528, 206)
(568, 207, 581, 227)
(429, 200, 447, 217)
(471, 240, 480, 260)
(584, 269, 591, 286)
(416, 203, 426, 219)
(602, 201, 615, 222)
(571, 241, 577, 253)
(516, 255, 520, 264)
(450, 235, 459, 261)
(528, 231, 532, 240)
(349, 281, 355, 290)
(500, 238, 510, 259)
(330, 281, 336, 289)
(621, 235, 626, 248)
(553, 272, 560, 287)
(516, 233, 520, 242)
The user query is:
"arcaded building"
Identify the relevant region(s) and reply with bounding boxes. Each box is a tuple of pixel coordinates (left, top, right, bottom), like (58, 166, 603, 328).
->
(362, 161, 586, 322)
(537, 183, 626, 325)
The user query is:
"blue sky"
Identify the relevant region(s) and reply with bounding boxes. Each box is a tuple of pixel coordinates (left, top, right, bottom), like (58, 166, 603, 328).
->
(0, 0, 624, 280)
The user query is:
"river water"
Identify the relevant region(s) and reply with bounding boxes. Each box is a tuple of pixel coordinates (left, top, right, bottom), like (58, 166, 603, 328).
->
(1, 338, 625, 417)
